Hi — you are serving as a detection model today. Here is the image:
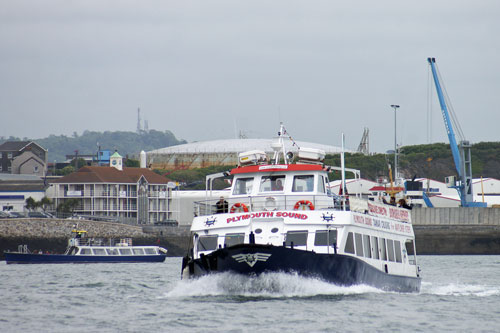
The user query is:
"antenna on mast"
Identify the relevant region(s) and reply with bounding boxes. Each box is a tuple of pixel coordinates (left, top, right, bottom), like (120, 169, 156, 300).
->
(136, 108, 142, 133)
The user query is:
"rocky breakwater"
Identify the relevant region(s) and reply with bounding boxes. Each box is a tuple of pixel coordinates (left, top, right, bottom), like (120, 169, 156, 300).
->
(0, 218, 187, 258)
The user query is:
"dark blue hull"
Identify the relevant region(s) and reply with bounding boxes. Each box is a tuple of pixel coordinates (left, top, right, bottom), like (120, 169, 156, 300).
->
(4, 252, 167, 264)
(184, 244, 421, 293)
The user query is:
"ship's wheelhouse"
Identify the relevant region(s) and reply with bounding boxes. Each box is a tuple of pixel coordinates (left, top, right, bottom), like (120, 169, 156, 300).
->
(226, 165, 334, 213)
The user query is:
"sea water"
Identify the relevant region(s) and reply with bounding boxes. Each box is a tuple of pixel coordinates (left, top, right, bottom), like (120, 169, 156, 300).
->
(1, 256, 499, 332)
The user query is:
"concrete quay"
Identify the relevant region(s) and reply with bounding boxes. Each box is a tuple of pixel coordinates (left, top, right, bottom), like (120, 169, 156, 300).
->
(411, 207, 500, 254)
(0, 218, 190, 258)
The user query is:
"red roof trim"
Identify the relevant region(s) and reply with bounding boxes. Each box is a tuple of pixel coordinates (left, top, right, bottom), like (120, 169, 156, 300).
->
(231, 164, 324, 175)
(369, 186, 405, 192)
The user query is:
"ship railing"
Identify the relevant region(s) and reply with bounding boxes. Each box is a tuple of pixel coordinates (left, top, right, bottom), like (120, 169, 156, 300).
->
(73, 238, 133, 247)
(194, 194, 349, 216)
(18, 244, 30, 254)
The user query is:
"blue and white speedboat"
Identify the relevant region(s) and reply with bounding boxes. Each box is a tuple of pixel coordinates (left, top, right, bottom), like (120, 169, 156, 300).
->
(181, 124, 421, 292)
(4, 229, 168, 264)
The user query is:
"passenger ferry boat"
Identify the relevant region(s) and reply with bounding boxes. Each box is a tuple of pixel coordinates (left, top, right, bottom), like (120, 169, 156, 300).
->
(4, 229, 168, 264)
(181, 124, 421, 292)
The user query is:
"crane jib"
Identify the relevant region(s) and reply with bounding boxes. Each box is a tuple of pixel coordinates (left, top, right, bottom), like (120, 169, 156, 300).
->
(426, 57, 486, 207)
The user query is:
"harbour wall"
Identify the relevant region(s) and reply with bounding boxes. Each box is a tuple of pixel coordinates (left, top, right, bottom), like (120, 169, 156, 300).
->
(1, 207, 500, 257)
(411, 207, 500, 254)
(0, 219, 190, 258)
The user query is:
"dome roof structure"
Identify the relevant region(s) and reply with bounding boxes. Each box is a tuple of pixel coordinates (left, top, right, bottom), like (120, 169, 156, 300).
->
(148, 138, 350, 155)
(146, 138, 352, 169)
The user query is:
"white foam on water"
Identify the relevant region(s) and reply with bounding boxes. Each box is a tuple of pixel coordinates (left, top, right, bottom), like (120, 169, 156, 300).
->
(164, 272, 382, 298)
(421, 281, 500, 297)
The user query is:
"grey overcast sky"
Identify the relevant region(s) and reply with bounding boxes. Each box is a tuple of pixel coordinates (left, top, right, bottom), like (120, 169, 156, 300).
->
(1, 0, 499, 153)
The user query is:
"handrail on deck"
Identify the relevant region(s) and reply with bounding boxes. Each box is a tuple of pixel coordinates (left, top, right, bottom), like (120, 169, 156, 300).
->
(194, 194, 349, 216)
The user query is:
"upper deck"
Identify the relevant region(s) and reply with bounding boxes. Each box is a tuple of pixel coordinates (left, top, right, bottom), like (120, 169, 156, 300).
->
(196, 123, 411, 223)
(230, 164, 325, 175)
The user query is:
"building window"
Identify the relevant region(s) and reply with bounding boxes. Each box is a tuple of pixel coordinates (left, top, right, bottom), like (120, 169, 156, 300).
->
(34, 166, 39, 173)
(7, 153, 12, 159)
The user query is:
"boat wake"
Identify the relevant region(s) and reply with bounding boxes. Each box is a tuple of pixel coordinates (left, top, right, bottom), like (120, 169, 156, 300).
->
(165, 272, 382, 299)
(421, 281, 500, 297)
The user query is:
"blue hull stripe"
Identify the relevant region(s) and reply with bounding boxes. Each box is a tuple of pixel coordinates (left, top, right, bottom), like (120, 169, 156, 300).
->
(5, 253, 167, 264)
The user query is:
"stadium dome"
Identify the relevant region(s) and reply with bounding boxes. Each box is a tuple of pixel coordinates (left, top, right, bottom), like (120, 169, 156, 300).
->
(147, 138, 350, 169)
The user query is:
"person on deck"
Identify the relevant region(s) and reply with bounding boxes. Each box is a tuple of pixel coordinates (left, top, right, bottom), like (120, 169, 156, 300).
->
(215, 197, 228, 213)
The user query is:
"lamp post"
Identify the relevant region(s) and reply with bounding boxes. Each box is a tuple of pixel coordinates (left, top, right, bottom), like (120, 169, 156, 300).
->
(390, 104, 400, 179)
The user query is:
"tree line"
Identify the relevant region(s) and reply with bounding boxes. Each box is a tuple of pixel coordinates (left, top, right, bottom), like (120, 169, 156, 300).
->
(1, 129, 186, 162)
(25, 197, 79, 215)
(158, 141, 500, 190)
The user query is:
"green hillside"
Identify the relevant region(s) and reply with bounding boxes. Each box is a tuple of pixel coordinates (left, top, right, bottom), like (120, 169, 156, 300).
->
(326, 141, 500, 182)
(160, 141, 500, 190)
(0, 130, 186, 162)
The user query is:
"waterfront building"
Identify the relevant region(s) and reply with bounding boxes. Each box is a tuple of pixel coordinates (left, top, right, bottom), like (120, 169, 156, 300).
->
(0, 174, 47, 212)
(0, 141, 47, 176)
(48, 155, 175, 224)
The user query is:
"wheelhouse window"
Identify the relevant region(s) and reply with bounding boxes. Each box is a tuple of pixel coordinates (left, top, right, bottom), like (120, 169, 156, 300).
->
(224, 233, 245, 247)
(314, 230, 337, 246)
(292, 175, 314, 192)
(344, 232, 355, 254)
(355, 233, 363, 257)
(233, 177, 253, 195)
(260, 176, 285, 192)
(317, 176, 326, 193)
(285, 230, 308, 247)
(198, 235, 218, 251)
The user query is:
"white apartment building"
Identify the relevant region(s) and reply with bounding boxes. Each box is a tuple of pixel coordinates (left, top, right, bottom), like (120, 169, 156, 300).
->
(48, 154, 174, 224)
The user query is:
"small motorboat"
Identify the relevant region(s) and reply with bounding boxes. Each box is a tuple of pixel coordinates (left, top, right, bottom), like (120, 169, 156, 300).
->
(4, 229, 168, 264)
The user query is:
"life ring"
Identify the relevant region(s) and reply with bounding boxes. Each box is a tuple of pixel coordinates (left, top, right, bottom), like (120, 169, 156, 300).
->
(264, 196, 277, 211)
(294, 200, 315, 210)
(230, 202, 249, 213)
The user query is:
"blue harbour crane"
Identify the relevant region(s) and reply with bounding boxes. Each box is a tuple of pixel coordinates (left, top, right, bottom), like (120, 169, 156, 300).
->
(427, 58, 486, 207)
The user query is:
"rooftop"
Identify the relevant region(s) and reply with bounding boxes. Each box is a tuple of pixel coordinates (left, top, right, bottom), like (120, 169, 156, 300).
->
(148, 138, 350, 155)
(51, 166, 168, 184)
